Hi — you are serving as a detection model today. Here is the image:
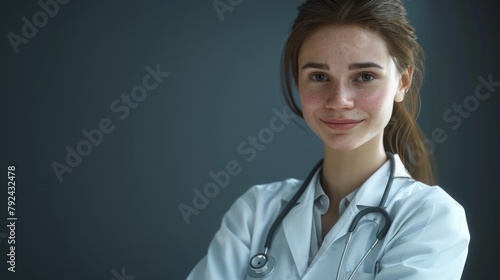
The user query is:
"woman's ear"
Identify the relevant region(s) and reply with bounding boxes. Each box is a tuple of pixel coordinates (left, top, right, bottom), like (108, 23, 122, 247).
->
(395, 66, 414, 102)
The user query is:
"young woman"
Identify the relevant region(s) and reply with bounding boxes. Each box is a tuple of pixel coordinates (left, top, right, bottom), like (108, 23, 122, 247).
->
(188, 0, 470, 279)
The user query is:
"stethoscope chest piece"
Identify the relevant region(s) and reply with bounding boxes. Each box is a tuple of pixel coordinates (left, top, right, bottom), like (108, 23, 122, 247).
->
(247, 253, 276, 278)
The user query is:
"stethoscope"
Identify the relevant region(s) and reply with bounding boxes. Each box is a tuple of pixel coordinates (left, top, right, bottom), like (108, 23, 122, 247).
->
(247, 153, 396, 279)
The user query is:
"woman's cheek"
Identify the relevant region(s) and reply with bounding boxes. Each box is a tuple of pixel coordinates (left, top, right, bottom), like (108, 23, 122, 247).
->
(301, 88, 326, 106)
(299, 92, 322, 126)
(357, 89, 386, 110)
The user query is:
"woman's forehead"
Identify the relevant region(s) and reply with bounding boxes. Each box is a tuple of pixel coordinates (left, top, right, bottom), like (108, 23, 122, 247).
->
(298, 24, 391, 66)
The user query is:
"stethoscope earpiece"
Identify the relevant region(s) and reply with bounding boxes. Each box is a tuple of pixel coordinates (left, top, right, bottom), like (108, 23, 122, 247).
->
(247, 253, 276, 278)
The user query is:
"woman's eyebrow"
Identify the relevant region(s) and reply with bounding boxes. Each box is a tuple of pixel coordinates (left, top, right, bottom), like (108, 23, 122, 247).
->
(301, 62, 329, 70)
(301, 62, 384, 71)
(348, 62, 384, 70)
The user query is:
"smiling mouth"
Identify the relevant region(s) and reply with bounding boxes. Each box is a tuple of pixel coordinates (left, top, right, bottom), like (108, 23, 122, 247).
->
(321, 119, 363, 130)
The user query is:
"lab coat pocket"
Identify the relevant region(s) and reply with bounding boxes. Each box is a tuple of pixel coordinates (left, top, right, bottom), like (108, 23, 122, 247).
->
(343, 220, 379, 279)
(343, 258, 377, 280)
(349, 272, 375, 280)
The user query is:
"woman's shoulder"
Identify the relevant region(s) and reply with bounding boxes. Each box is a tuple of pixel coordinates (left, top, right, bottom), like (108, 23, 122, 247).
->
(391, 178, 466, 217)
(236, 178, 304, 207)
(220, 178, 305, 227)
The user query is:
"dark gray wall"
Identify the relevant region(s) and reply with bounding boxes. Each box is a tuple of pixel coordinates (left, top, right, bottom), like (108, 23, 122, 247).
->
(0, 0, 498, 279)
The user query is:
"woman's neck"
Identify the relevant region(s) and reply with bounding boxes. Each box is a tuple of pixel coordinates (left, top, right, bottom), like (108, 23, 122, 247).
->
(321, 136, 387, 206)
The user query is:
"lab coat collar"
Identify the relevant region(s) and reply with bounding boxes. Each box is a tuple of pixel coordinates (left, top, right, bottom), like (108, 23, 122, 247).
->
(281, 166, 321, 203)
(348, 153, 411, 209)
(281, 154, 411, 204)
(280, 154, 411, 273)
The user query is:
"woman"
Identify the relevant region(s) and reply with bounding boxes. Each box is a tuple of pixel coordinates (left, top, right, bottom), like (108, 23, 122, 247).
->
(187, 0, 470, 279)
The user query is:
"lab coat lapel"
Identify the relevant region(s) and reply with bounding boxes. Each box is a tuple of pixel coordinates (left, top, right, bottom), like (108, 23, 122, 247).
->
(281, 171, 318, 276)
(353, 154, 412, 208)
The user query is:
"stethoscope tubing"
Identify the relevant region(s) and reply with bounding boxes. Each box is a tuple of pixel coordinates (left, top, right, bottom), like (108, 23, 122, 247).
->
(263, 159, 324, 251)
(248, 153, 396, 279)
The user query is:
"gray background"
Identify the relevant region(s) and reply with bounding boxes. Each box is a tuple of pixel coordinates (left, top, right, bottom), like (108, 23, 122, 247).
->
(0, 0, 498, 279)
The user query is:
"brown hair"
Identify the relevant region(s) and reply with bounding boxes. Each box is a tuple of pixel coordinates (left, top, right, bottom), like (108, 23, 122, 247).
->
(281, 0, 436, 185)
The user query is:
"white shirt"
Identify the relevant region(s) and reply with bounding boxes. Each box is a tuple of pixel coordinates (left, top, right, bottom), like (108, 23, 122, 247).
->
(187, 154, 470, 279)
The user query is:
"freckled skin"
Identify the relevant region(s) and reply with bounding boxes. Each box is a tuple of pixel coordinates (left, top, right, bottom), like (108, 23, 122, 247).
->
(297, 24, 409, 152)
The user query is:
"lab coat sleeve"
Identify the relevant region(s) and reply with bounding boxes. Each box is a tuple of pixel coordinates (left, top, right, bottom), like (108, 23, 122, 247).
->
(376, 189, 470, 280)
(186, 190, 256, 280)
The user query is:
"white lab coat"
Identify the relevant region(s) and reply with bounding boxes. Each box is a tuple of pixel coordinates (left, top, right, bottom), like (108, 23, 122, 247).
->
(187, 155, 470, 279)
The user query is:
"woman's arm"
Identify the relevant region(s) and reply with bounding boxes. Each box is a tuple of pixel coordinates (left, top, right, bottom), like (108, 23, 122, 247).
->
(376, 192, 470, 279)
(186, 193, 255, 280)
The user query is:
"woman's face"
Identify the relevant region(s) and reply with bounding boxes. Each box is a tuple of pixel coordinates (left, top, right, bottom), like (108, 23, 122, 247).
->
(297, 24, 410, 152)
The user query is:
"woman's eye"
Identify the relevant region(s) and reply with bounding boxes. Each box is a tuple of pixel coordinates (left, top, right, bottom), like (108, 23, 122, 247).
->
(310, 73, 329, 82)
(356, 73, 375, 82)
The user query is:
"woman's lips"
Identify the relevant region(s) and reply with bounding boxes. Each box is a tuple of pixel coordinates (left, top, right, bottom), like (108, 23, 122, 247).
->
(321, 119, 363, 130)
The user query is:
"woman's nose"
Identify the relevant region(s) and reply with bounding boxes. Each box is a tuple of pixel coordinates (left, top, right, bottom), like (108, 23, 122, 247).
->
(324, 83, 355, 110)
